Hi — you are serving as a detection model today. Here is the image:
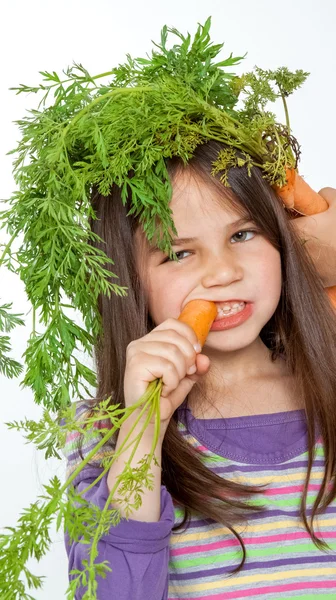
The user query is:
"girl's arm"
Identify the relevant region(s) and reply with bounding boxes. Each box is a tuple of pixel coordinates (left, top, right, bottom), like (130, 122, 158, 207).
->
(290, 187, 336, 287)
(65, 471, 173, 600)
(63, 402, 174, 600)
(107, 408, 164, 522)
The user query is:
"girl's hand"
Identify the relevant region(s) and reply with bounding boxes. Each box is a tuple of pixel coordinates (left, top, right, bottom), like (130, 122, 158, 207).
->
(124, 318, 210, 429)
(291, 187, 336, 287)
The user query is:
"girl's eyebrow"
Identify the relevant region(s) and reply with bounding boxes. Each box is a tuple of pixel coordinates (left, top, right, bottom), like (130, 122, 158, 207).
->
(148, 217, 253, 255)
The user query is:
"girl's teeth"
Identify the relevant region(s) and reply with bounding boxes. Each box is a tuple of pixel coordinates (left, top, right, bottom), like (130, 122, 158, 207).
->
(218, 302, 245, 317)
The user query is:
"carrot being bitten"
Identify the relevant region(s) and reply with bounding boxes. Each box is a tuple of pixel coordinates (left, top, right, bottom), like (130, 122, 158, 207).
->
(178, 300, 218, 347)
(272, 168, 336, 308)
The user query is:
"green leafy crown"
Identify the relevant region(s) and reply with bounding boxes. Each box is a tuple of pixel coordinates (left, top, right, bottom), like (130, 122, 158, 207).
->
(0, 15, 309, 412)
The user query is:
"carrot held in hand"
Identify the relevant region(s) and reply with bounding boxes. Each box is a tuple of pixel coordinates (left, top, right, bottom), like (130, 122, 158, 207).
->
(178, 299, 218, 347)
(272, 168, 328, 214)
(272, 168, 336, 309)
(64, 301, 219, 592)
(123, 299, 217, 428)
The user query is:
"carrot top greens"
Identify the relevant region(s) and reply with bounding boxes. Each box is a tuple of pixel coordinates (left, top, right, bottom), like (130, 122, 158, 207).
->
(0, 16, 310, 599)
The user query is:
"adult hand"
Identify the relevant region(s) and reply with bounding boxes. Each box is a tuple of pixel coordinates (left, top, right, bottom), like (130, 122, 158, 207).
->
(290, 187, 336, 288)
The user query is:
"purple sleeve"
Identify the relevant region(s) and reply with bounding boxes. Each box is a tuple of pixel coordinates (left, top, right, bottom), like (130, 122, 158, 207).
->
(65, 467, 174, 600)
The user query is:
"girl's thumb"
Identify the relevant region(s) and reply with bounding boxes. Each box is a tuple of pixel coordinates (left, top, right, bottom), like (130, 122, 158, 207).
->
(183, 353, 210, 390)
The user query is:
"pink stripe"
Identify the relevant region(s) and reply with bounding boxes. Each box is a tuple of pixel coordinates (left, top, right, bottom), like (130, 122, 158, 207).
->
(171, 579, 336, 600)
(67, 431, 81, 442)
(66, 422, 104, 443)
(264, 483, 321, 496)
(170, 530, 336, 556)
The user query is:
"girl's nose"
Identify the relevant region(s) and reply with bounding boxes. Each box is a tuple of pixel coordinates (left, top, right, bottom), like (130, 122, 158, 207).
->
(201, 254, 243, 288)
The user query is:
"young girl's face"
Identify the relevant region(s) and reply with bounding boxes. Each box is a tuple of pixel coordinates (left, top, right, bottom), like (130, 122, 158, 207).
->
(135, 170, 282, 356)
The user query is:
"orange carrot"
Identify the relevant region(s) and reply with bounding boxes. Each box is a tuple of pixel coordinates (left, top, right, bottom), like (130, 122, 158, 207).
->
(272, 168, 329, 215)
(178, 300, 217, 347)
(327, 286, 336, 307)
(272, 168, 336, 309)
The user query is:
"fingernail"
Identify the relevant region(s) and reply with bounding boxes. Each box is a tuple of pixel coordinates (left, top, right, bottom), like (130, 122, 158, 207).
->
(187, 365, 197, 375)
(193, 343, 202, 353)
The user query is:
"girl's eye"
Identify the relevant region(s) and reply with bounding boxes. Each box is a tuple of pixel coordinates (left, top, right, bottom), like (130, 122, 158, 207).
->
(162, 229, 257, 263)
(231, 229, 257, 243)
(161, 250, 192, 264)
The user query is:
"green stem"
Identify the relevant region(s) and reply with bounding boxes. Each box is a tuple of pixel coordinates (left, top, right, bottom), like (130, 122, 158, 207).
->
(55, 288, 59, 314)
(120, 386, 161, 467)
(38, 69, 128, 93)
(59, 378, 161, 496)
(197, 96, 245, 130)
(280, 91, 291, 134)
(79, 379, 162, 496)
(273, 127, 283, 178)
(61, 86, 152, 141)
(280, 91, 297, 169)
(0, 232, 17, 267)
(87, 384, 162, 593)
(199, 101, 266, 156)
(180, 122, 265, 167)
(60, 408, 131, 494)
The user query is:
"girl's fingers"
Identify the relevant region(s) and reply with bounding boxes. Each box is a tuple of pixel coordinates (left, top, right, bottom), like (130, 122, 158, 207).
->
(131, 341, 195, 382)
(195, 353, 211, 375)
(128, 352, 179, 393)
(143, 356, 181, 398)
(154, 318, 200, 348)
(317, 187, 336, 208)
(131, 329, 198, 371)
(124, 318, 209, 419)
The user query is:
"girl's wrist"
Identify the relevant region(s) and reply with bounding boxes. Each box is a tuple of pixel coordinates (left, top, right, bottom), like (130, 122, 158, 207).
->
(121, 407, 168, 442)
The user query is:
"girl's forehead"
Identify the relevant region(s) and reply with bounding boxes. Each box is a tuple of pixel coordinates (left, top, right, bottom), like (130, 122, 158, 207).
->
(169, 173, 242, 221)
(134, 171, 248, 253)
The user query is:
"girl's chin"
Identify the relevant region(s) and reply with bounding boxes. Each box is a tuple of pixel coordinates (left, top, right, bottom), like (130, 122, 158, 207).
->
(205, 321, 264, 352)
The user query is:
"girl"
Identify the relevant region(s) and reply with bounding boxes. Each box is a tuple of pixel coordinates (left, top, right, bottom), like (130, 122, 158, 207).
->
(64, 139, 336, 599)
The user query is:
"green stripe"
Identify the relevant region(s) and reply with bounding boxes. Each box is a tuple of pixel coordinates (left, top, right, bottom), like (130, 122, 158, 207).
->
(286, 595, 336, 600)
(247, 493, 325, 509)
(174, 490, 327, 518)
(169, 540, 336, 569)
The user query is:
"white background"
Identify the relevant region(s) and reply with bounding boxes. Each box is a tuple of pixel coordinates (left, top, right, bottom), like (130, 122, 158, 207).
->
(1, 0, 335, 597)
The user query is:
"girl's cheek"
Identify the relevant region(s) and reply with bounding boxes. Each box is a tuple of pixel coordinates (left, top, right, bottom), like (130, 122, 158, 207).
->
(149, 272, 191, 322)
(257, 253, 282, 299)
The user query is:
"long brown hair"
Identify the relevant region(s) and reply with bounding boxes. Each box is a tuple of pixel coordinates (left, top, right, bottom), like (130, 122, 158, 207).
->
(77, 139, 336, 574)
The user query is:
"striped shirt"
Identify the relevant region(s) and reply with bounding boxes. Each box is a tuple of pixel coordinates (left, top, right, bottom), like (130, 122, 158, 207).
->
(63, 398, 336, 599)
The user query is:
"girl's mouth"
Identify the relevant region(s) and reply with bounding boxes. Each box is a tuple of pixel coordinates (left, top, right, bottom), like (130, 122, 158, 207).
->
(210, 302, 253, 331)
